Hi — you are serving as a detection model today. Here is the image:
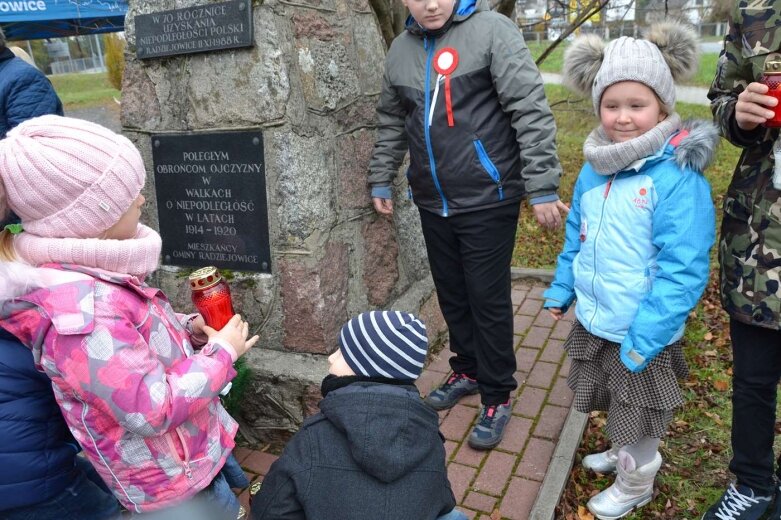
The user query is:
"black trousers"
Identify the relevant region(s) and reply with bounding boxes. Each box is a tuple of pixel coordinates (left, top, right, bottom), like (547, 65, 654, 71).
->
(418, 203, 519, 406)
(729, 318, 781, 495)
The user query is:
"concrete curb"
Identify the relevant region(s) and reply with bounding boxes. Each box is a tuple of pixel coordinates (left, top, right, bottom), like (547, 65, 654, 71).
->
(529, 407, 589, 520)
(511, 267, 554, 283)
(511, 265, 586, 518)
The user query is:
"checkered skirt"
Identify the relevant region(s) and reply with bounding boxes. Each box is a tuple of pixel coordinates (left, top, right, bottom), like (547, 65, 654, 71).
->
(564, 321, 688, 446)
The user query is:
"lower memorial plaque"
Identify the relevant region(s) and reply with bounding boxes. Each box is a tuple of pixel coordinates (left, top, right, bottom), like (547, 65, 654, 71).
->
(152, 131, 271, 273)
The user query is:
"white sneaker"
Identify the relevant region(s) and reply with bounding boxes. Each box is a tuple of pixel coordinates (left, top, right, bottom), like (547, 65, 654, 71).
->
(587, 450, 662, 520)
(583, 446, 620, 474)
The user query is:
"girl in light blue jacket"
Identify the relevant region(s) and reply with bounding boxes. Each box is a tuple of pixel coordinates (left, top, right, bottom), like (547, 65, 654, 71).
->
(543, 22, 716, 520)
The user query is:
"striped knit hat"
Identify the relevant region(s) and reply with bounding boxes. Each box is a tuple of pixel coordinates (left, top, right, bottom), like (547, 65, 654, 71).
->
(338, 311, 428, 380)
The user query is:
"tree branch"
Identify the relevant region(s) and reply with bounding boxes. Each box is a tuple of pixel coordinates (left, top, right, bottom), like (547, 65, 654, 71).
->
(535, 0, 610, 66)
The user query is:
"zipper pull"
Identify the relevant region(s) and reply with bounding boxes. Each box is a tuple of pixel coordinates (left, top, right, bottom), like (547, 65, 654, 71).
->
(184, 463, 193, 480)
(603, 174, 618, 198)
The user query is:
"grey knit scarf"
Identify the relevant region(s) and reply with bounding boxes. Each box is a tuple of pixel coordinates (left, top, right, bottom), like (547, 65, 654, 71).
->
(583, 113, 681, 175)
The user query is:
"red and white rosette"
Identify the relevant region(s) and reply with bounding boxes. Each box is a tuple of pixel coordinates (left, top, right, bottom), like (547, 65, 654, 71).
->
(430, 47, 459, 127)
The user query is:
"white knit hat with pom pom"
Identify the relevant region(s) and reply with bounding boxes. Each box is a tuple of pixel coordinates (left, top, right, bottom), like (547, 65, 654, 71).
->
(563, 21, 699, 115)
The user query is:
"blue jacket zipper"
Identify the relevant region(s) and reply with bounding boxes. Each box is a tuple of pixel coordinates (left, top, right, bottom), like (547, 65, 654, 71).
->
(423, 36, 449, 216)
(473, 139, 504, 201)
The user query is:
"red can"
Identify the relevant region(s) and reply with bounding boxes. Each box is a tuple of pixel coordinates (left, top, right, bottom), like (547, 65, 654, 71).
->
(762, 60, 781, 128)
(189, 266, 236, 330)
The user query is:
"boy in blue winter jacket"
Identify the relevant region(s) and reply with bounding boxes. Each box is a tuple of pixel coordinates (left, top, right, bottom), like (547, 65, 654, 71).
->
(543, 22, 716, 520)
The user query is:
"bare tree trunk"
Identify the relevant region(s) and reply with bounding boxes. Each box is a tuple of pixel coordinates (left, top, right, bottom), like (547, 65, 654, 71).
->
(370, 0, 396, 48)
(495, 0, 516, 19)
(370, 0, 408, 48)
(535, 0, 609, 66)
(391, 0, 408, 38)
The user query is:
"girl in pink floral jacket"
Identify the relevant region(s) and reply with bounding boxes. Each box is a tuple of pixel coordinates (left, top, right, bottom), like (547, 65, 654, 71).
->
(0, 116, 258, 517)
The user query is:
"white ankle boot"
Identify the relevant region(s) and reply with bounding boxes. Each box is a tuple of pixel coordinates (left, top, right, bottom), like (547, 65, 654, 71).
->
(583, 446, 620, 474)
(587, 450, 662, 520)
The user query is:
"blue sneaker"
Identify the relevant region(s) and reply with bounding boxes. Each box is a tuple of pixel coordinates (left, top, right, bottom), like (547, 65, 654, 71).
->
(424, 372, 479, 410)
(701, 484, 771, 520)
(468, 400, 511, 450)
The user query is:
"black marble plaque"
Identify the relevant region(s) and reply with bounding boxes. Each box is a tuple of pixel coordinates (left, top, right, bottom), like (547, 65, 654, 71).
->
(135, 0, 253, 59)
(152, 131, 271, 273)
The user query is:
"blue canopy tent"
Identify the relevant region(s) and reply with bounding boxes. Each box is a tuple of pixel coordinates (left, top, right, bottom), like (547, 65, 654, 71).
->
(0, 0, 127, 40)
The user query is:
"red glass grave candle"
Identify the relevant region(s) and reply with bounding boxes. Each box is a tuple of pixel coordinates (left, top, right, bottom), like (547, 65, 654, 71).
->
(189, 266, 235, 330)
(762, 60, 781, 128)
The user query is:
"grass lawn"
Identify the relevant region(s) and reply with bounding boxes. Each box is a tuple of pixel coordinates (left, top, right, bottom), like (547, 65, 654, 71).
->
(528, 42, 720, 89)
(524, 85, 754, 518)
(48, 72, 120, 109)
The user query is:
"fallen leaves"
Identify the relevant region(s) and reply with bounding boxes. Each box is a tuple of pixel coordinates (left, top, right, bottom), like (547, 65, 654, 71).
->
(577, 505, 594, 520)
(704, 411, 723, 425)
(712, 379, 729, 392)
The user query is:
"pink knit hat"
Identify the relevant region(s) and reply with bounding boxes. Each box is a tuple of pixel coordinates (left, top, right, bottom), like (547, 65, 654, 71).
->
(0, 115, 145, 238)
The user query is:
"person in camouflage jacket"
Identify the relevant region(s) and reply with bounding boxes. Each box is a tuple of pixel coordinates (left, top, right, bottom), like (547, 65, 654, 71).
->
(704, 2, 781, 519)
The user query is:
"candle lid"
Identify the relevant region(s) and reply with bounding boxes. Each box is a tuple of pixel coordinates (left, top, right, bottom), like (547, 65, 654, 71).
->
(765, 60, 781, 75)
(188, 266, 223, 290)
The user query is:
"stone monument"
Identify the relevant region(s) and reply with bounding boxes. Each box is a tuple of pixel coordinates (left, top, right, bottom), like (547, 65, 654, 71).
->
(122, 0, 444, 442)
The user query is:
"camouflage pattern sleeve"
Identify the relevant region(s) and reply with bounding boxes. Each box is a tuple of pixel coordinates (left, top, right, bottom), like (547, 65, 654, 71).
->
(708, 4, 768, 147)
(716, 2, 781, 329)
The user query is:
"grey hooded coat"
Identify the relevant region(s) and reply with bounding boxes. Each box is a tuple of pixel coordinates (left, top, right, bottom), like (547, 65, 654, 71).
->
(250, 382, 456, 520)
(368, 0, 562, 216)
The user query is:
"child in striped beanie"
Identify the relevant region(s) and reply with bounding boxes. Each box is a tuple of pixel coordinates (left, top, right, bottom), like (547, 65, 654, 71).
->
(251, 311, 467, 520)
